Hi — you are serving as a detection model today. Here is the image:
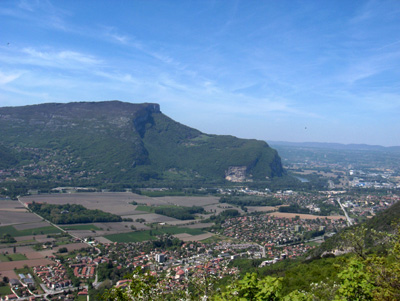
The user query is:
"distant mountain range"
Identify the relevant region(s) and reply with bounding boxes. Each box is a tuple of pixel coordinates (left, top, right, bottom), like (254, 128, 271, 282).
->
(0, 101, 283, 186)
(269, 141, 400, 152)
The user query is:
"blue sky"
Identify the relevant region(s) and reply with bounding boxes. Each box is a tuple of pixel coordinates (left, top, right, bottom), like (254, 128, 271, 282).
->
(1, 0, 400, 146)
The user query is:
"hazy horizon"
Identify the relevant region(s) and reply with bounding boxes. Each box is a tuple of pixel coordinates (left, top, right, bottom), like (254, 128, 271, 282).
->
(1, 1, 400, 147)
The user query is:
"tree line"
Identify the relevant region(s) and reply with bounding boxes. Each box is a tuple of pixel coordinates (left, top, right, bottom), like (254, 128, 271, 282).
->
(28, 202, 122, 224)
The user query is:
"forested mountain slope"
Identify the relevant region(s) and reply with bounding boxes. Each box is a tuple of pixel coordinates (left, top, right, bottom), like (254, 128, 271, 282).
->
(0, 101, 283, 186)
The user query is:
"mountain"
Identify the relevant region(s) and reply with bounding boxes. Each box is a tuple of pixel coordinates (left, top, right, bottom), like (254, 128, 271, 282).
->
(0, 101, 283, 186)
(0, 144, 19, 169)
(269, 141, 400, 151)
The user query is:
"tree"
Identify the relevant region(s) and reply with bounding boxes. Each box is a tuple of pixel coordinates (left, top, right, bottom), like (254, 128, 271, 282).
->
(336, 224, 400, 300)
(335, 260, 374, 300)
(58, 247, 68, 253)
(216, 273, 304, 301)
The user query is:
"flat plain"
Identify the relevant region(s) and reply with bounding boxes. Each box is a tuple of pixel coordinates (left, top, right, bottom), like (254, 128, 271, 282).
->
(3, 192, 226, 245)
(267, 212, 345, 220)
(21, 192, 221, 216)
(246, 206, 278, 213)
(0, 199, 42, 226)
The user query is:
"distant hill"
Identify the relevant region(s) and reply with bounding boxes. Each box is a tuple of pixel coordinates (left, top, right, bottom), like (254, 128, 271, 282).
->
(0, 101, 283, 186)
(269, 141, 400, 152)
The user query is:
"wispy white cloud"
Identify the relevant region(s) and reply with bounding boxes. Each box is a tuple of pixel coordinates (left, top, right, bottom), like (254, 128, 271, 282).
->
(101, 26, 131, 45)
(0, 71, 21, 85)
(20, 48, 102, 69)
(351, 91, 400, 111)
(17, 0, 35, 12)
(350, 0, 400, 25)
(18, 0, 70, 31)
(350, 0, 375, 24)
(339, 48, 400, 85)
(94, 71, 140, 85)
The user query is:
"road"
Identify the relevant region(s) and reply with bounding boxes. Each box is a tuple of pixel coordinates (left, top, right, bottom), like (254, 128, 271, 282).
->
(336, 197, 353, 226)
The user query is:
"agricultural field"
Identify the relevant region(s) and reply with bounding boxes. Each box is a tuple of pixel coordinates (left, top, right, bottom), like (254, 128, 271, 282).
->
(4, 193, 225, 252)
(154, 196, 219, 207)
(245, 206, 278, 213)
(174, 232, 214, 242)
(0, 199, 42, 226)
(21, 192, 138, 216)
(0, 225, 61, 237)
(13, 221, 51, 230)
(0, 258, 53, 275)
(0, 197, 94, 281)
(21, 192, 220, 215)
(61, 224, 101, 231)
(0, 253, 27, 261)
(0, 241, 88, 281)
(267, 212, 345, 220)
(104, 226, 207, 243)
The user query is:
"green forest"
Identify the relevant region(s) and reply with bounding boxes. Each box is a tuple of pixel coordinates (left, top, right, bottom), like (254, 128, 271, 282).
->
(136, 205, 205, 220)
(28, 202, 122, 224)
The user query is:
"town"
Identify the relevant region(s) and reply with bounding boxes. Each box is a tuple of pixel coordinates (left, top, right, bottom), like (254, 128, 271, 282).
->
(1, 184, 399, 300)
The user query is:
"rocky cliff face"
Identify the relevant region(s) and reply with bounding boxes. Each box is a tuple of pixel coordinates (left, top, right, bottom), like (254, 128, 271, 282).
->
(225, 166, 248, 182)
(0, 101, 284, 184)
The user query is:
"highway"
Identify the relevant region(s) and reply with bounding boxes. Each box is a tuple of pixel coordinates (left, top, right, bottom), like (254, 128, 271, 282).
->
(336, 197, 353, 226)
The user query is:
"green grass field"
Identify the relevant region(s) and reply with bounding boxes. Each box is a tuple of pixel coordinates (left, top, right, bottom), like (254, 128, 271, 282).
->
(15, 267, 31, 274)
(105, 226, 206, 243)
(0, 253, 27, 262)
(8, 253, 28, 261)
(135, 205, 154, 212)
(305, 241, 321, 247)
(0, 253, 28, 261)
(0, 254, 10, 262)
(0, 225, 61, 237)
(0, 285, 12, 296)
(161, 227, 205, 235)
(61, 224, 101, 231)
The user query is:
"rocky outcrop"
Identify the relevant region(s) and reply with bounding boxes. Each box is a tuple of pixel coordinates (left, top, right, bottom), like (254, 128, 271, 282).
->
(225, 166, 249, 182)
